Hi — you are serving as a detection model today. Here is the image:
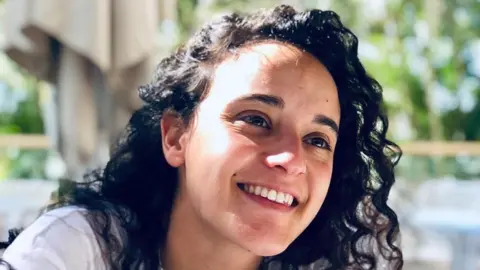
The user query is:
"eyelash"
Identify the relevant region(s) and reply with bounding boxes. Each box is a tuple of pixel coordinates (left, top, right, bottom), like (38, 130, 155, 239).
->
(238, 113, 332, 151)
(239, 114, 271, 129)
(305, 137, 332, 151)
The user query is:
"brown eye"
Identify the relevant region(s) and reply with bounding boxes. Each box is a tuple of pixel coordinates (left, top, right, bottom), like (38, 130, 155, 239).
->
(239, 114, 271, 129)
(305, 137, 331, 151)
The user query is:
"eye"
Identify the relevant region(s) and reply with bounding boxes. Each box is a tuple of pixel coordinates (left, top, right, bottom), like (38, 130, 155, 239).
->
(238, 114, 271, 129)
(305, 137, 331, 151)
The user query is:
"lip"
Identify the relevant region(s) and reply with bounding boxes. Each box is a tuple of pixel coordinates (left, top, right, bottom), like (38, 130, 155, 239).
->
(238, 186, 296, 213)
(236, 181, 302, 204)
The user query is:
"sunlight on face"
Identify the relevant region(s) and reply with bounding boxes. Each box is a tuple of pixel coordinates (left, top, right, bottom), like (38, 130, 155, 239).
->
(180, 41, 340, 256)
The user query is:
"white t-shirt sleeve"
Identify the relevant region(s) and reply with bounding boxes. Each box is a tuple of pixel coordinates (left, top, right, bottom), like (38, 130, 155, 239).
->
(1, 206, 107, 270)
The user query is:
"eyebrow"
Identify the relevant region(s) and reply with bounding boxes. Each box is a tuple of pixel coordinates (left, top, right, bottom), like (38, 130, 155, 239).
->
(313, 114, 339, 137)
(234, 93, 339, 137)
(235, 93, 285, 109)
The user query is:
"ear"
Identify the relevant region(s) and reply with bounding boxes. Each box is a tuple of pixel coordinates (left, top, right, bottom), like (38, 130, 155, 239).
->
(161, 113, 188, 167)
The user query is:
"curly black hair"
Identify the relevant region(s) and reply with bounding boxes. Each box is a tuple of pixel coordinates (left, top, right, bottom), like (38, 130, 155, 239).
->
(1, 5, 403, 270)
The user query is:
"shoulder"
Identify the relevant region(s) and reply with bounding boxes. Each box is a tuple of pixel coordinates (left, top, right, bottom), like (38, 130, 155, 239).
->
(1, 206, 107, 270)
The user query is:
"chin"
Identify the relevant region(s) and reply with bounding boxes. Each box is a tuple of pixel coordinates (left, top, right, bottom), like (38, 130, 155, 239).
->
(248, 242, 290, 257)
(238, 233, 292, 257)
(227, 214, 299, 256)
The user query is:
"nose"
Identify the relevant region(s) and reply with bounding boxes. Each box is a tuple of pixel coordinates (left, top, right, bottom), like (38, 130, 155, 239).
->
(264, 141, 306, 176)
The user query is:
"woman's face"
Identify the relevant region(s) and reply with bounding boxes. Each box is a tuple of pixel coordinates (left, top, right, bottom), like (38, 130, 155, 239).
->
(163, 42, 340, 256)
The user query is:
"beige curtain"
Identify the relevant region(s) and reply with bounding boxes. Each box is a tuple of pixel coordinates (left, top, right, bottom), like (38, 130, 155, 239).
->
(2, 0, 159, 180)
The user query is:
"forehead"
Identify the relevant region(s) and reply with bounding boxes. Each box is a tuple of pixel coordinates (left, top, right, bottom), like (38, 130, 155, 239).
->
(204, 42, 340, 122)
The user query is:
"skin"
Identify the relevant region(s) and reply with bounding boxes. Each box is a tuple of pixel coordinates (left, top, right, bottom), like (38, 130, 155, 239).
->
(161, 41, 340, 270)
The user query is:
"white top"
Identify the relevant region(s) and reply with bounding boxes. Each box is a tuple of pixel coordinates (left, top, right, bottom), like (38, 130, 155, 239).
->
(1, 206, 107, 270)
(0, 207, 335, 270)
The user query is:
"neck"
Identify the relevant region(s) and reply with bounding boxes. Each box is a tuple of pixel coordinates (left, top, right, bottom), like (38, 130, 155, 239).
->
(163, 190, 262, 270)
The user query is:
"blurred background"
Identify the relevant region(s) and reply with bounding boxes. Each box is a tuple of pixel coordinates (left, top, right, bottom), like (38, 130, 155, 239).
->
(0, 0, 479, 269)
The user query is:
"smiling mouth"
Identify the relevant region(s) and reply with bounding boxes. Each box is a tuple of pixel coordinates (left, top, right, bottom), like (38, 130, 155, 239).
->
(237, 183, 299, 207)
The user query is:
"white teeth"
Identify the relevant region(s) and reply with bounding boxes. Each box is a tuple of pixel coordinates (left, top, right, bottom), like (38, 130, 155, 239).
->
(241, 184, 295, 206)
(267, 190, 277, 200)
(260, 187, 268, 198)
(276, 192, 285, 203)
(286, 194, 293, 205)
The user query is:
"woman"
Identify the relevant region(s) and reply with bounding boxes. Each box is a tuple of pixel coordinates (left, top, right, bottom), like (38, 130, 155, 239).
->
(0, 5, 403, 270)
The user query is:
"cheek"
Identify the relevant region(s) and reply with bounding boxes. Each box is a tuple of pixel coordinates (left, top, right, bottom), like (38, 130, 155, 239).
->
(184, 124, 229, 170)
(308, 162, 333, 208)
(292, 163, 332, 239)
(183, 119, 244, 188)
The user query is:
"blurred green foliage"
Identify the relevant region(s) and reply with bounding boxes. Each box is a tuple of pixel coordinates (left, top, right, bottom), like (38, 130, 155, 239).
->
(0, 53, 48, 180)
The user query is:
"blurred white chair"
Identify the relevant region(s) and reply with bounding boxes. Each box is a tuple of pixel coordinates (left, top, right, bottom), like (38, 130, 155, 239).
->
(409, 177, 480, 270)
(415, 177, 480, 210)
(0, 180, 58, 240)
